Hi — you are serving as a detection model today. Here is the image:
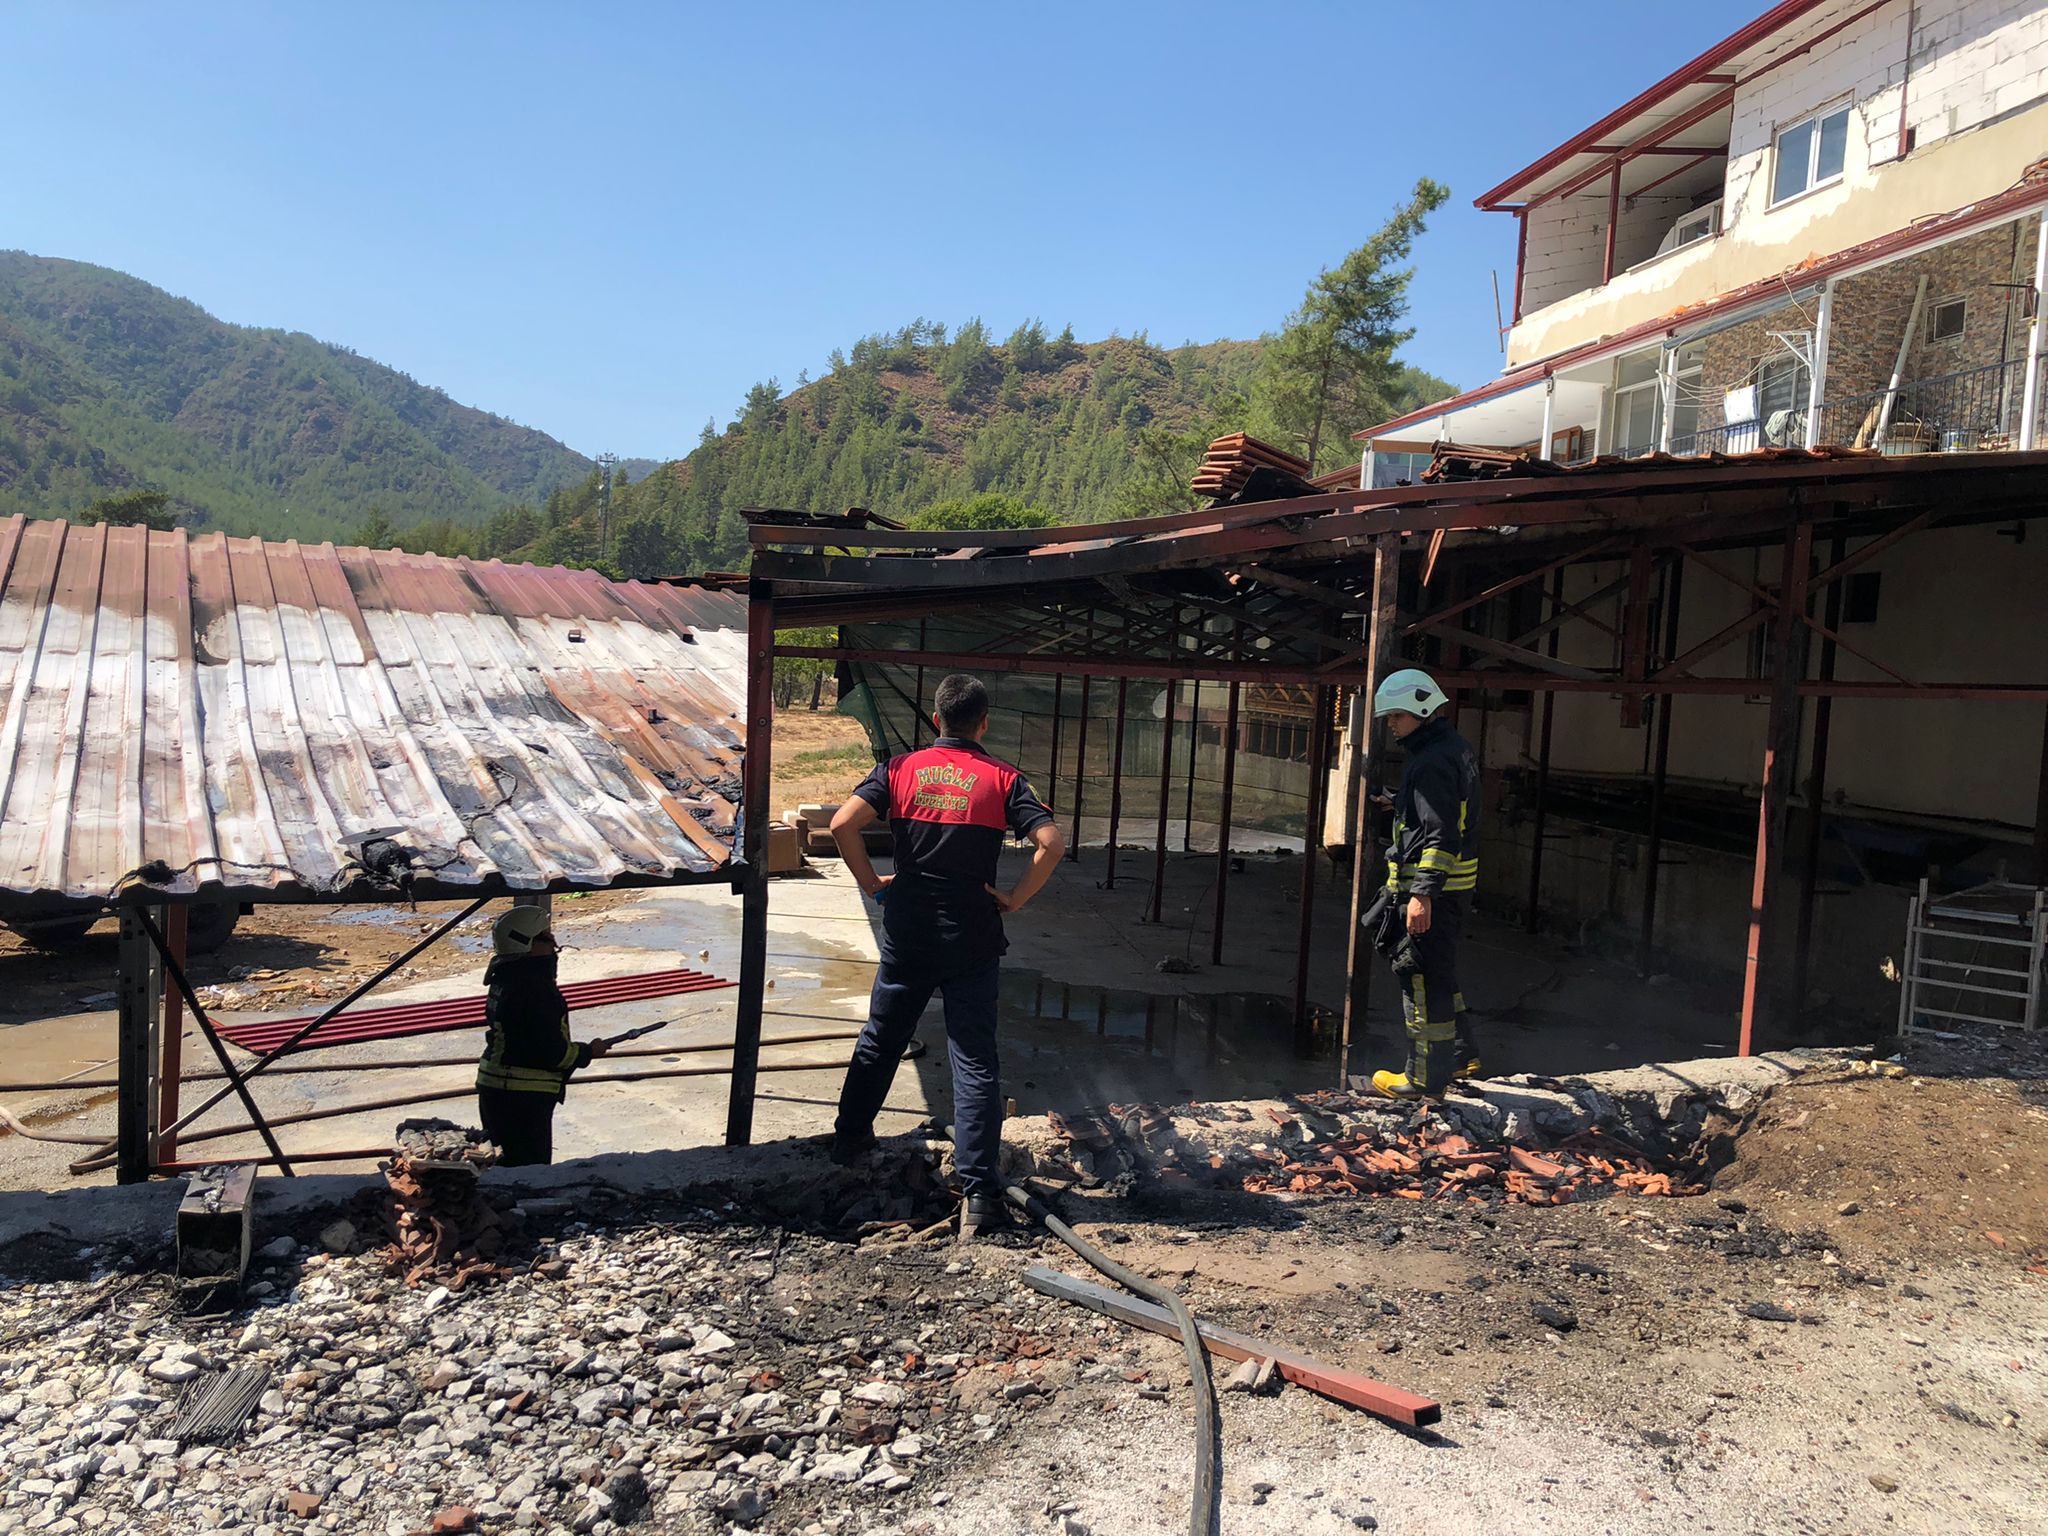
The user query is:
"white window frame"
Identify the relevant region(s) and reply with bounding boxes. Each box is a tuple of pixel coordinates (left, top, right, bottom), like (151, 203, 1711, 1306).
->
(1927, 295, 1967, 343)
(1769, 98, 1853, 208)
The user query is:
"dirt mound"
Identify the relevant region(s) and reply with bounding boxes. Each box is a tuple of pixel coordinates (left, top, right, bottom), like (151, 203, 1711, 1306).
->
(1710, 1073, 2048, 1267)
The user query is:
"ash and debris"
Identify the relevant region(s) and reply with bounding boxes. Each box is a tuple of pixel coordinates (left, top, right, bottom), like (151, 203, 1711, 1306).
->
(0, 1169, 1133, 1536)
(5, 1045, 2044, 1536)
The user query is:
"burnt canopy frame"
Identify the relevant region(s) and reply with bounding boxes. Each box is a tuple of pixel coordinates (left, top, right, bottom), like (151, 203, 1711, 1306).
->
(749, 453, 2048, 1076)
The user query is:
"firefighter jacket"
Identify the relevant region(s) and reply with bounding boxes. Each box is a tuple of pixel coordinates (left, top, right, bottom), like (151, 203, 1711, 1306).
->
(1385, 715, 1481, 899)
(475, 953, 591, 1099)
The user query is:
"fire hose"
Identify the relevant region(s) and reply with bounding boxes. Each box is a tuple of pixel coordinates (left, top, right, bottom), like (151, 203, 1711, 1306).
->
(933, 1119, 1220, 1536)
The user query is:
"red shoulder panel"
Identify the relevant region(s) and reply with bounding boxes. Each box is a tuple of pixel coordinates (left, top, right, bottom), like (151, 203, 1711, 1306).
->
(888, 746, 1010, 828)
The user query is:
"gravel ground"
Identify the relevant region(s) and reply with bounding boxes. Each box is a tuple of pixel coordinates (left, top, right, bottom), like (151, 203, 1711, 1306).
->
(3, 1060, 2044, 1536)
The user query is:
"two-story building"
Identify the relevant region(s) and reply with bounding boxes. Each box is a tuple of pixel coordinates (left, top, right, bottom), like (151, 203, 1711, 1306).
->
(1365, 0, 2048, 470)
(1355, 0, 2048, 1033)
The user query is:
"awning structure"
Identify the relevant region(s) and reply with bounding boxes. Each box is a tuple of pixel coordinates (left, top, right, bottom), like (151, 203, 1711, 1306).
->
(0, 517, 748, 914)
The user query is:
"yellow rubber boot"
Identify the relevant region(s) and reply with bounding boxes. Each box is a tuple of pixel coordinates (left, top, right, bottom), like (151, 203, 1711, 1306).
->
(1370, 1069, 1434, 1100)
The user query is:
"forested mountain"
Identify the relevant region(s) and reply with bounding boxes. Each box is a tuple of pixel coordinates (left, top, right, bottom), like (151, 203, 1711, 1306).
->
(0, 257, 1455, 577)
(514, 321, 1453, 579)
(0, 253, 590, 537)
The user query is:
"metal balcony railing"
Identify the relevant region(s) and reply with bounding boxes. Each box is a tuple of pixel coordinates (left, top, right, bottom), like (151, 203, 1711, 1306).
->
(1810, 357, 2034, 453)
(1648, 359, 2040, 459)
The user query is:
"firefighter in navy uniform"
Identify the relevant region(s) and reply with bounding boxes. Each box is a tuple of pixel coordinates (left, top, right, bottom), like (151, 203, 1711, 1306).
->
(474, 906, 609, 1166)
(827, 674, 1066, 1238)
(1369, 668, 1483, 1100)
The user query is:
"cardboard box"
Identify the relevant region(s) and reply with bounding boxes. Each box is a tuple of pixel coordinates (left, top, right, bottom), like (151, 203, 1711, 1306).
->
(766, 822, 804, 875)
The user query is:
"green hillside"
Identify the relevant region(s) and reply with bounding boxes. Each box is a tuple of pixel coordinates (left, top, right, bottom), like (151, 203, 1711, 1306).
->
(0, 252, 590, 538)
(513, 320, 1453, 579)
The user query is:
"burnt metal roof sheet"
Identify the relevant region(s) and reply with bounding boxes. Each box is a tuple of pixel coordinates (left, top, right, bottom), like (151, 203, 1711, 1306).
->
(0, 517, 749, 913)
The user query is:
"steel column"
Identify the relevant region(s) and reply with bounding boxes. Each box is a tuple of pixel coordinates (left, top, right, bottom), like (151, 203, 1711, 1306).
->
(1638, 558, 1685, 972)
(116, 907, 161, 1185)
(1182, 680, 1201, 852)
(1149, 627, 1179, 923)
(2036, 704, 2048, 879)
(1047, 674, 1064, 811)
(157, 904, 187, 1164)
(1739, 522, 1815, 1055)
(1068, 675, 1091, 861)
(1342, 539, 1400, 1084)
(1525, 568, 1565, 931)
(1292, 686, 1335, 1058)
(1105, 678, 1129, 888)
(1212, 675, 1242, 966)
(1792, 534, 1848, 1012)
(727, 580, 776, 1146)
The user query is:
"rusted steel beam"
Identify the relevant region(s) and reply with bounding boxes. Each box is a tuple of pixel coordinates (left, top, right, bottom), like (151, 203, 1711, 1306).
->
(1741, 522, 1815, 1056)
(779, 645, 1353, 687)
(134, 906, 294, 1176)
(1639, 558, 1686, 973)
(1046, 674, 1064, 812)
(1150, 622, 1180, 925)
(1402, 536, 1625, 638)
(1793, 533, 1847, 1017)
(1212, 672, 1242, 966)
(158, 904, 186, 1164)
(1021, 1265, 1441, 1428)
(1105, 679, 1129, 889)
(1344, 541, 1400, 1083)
(1438, 671, 2048, 701)
(727, 579, 777, 1147)
(1232, 565, 1373, 612)
(1676, 542, 1918, 688)
(1068, 675, 1091, 862)
(1620, 547, 1656, 727)
(1526, 569, 1565, 932)
(1292, 685, 1335, 1057)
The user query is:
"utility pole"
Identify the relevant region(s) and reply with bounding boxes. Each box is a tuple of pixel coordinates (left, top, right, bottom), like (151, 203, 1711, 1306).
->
(597, 452, 619, 563)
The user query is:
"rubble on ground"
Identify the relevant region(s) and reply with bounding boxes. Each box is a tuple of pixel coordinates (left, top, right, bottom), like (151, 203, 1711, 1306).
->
(1048, 1085, 1707, 1206)
(0, 1189, 1149, 1536)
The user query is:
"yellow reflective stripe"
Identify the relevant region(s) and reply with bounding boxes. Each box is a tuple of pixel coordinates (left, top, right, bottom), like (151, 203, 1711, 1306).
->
(553, 1031, 581, 1071)
(477, 1066, 566, 1093)
(1444, 875, 1478, 892)
(1416, 849, 1459, 872)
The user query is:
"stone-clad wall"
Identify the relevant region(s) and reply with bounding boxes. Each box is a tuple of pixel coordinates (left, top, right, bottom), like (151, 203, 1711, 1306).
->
(1693, 215, 2039, 437)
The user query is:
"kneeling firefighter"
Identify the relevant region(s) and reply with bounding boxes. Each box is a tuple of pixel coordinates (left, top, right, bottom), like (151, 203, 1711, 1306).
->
(1368, 668, 1482, 1100)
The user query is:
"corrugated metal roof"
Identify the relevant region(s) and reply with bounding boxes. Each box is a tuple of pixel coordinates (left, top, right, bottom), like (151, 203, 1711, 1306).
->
(0, 517, 749, 913)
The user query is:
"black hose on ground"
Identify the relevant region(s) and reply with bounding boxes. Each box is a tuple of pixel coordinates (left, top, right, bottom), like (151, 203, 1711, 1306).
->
(932, 1120, 1221, 1536)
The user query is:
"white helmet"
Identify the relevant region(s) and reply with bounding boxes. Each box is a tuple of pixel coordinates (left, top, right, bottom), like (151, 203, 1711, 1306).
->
(1372, 667, 1448, 720)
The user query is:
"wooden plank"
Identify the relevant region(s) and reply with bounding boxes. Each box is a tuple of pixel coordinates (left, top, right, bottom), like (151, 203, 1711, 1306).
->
(1021, 1264, 1441, 1427)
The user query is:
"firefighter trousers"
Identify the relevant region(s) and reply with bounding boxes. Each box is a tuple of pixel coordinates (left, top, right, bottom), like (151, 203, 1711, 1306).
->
(1389, 892, 1475, 1096)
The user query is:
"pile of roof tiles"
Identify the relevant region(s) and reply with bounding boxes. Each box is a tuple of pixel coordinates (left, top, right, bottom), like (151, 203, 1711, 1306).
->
(1236, 1109, 1695, 1206)
(1191, 433, 1316, 501)
(1046, 1096, 1699, 1208)
(377, 1119, 510, 1290)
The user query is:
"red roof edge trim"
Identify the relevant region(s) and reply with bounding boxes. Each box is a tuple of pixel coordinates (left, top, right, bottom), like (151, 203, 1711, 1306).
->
(1474, 0, 1831, 211)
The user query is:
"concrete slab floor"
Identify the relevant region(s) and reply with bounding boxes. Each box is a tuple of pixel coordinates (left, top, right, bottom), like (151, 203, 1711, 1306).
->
(0, 840, 1876, 1196)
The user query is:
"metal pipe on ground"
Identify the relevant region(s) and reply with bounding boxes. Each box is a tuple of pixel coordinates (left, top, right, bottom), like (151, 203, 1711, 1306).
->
(929, 1120, 1219, 1536)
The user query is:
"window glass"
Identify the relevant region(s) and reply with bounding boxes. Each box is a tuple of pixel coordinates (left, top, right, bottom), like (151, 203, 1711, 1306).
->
(1816, 107, 1849, 181)
(1930, 299, 1966, 341)
(1773, 119, 1815, 203)
(1615, 350, 1661, 388)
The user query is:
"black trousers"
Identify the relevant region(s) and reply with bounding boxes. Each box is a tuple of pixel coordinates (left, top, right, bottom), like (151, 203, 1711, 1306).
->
(478, 1087, 557, 1167)
(1389, 893, 1475, 1095)
(835, 945, 1004, 1196)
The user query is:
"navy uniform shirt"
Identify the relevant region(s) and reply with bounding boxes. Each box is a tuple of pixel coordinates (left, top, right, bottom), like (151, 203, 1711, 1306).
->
(850, 735, 1054, 964)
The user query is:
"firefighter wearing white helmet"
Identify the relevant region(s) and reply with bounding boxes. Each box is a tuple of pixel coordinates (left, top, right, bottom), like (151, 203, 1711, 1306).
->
(474, 904, 611, 1164)
(1366, 668, 1481, 1098)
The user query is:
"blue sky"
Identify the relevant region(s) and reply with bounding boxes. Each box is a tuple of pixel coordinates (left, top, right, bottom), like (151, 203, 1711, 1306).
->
(9, 1, 1763, 460)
